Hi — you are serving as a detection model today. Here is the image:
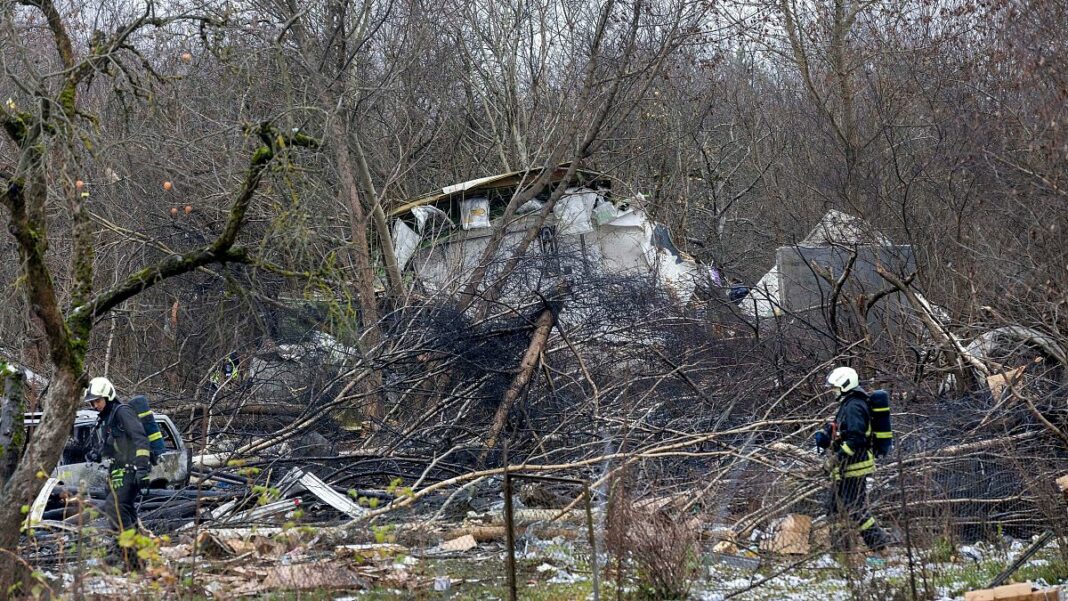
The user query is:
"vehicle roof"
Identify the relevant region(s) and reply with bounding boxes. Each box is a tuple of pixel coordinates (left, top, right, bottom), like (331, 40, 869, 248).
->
(24, 408, 168, 427)
(387, 163, 606, 218)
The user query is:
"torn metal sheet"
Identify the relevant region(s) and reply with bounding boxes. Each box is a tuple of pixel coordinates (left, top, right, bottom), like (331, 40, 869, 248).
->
(32, 519, 80, 532)
(965, 326, 1068, 368)
(394, 169, 705, 305)
(553, 188, 597, 236)
(391, 219, 421, 271)
(592, 198, 620, 225)
(740, 210, 900, 319)
(411, 205, 453, 231)
(282, 468, 367, 519)
(218, 498, 300, 525)
(517, 199, 543, 214)
(25, 477, 59, 529)
(208, 499, 238, 521)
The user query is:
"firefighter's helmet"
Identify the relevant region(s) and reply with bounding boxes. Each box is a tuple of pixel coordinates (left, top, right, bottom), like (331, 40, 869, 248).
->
(825, 366, 859, 393)
(83, 376, 117, 403)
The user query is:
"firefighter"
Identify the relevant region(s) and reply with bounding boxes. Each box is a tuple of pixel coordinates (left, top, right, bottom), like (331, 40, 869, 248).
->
(208, 352, 242, 392)
(814, 366, 892, 552)
(84, 377, 151, 558)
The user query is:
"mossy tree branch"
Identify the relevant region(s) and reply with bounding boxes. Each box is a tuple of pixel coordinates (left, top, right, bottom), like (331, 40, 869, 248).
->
(76, 124, 319, 322)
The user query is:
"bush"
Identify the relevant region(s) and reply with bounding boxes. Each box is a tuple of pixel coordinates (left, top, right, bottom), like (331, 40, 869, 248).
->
(607, 496, 701, 600)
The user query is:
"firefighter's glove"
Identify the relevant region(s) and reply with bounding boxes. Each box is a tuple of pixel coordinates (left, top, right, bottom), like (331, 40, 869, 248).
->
(109, 467, 126, 490)
(138, 471, 151, 493)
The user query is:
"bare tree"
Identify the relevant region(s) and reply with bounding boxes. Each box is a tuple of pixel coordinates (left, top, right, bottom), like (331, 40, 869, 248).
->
(0, 1, 317, 589)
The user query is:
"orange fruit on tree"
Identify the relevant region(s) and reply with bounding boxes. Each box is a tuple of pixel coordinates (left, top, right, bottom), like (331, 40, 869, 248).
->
(169, 207, 178, 217)
(75, 179, 84, 190)
(163, 181, 173, 191)
(181, 52, 192, 63)
(183, 205, 192, 214)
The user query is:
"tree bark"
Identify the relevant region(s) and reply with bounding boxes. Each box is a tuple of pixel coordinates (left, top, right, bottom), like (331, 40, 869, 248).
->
(0, 369, 26, 485)
(331, 117, 385, 421)
(350, 132, 404, 301)
(0, 368, 79, 595)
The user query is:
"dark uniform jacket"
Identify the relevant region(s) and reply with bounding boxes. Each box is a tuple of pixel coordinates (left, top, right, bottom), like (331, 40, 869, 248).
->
(831, 389, 875, 479)
(98, 401, 151, 472)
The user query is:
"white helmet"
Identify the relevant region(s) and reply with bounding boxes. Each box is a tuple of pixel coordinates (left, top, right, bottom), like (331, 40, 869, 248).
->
(826, 366, 859, 393)
(83, 376, 117, 403)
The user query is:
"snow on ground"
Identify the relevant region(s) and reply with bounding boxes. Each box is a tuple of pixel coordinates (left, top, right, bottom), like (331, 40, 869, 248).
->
(691, 538, 1064, 601)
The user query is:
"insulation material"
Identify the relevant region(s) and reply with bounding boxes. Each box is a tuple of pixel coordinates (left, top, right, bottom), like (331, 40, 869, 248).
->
(655, 248, 699, 302)
(553, 188, 598, 236)
(391, 219, 421, 271)
(741, 267, 781, 318)
(517, 199, 543, 214)
(605, 209, 645, 228)
(411, 205, 453, 232)
(592, 198, 621, 225)
(597, 209, 657, 274)
(460, 197, 490, 230)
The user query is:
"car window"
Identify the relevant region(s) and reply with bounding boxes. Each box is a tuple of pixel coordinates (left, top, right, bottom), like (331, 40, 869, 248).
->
(62, 425, 95, 464)
(156, 419, 179, 450)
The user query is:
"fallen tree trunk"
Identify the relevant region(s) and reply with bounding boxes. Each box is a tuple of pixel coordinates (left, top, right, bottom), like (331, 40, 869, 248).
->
(875, 266, 989, 387)
(479, 302, 558, 464)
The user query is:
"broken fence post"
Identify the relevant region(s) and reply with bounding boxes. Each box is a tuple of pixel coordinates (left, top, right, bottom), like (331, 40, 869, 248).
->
(504, 471, 517, 601)
(502, 473, 600, 601)
(583, 482, 600, 601)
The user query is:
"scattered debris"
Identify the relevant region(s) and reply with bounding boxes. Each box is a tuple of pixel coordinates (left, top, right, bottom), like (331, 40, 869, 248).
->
(25, 477, 59, 528)
(987, 366, 1027, 400)
(281, 467, 367, 519)
(759, 514, 811, 555)
(259, 563, 367, 592)
(438, 534, 478, 552)
(711, 540, 739, 555)
(964, 582, 1062, 601)
(335, 543, 408, 562)
(389, 166, 703, 303)
(988, 531, 1056, 588)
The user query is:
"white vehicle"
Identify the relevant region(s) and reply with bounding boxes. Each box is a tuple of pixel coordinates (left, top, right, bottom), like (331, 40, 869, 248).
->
(25, 409, 191, 491)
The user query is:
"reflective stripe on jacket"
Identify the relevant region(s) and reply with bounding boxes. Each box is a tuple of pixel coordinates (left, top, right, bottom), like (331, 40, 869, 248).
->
(832, 390, 875, 480)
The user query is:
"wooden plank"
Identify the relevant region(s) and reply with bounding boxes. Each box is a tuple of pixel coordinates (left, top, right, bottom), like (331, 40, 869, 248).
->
(760, 513, 811, 555)
(992, 583, 1034, 600)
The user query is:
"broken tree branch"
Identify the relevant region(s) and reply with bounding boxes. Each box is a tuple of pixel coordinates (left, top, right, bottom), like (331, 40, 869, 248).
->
(480, 301, 559, 463)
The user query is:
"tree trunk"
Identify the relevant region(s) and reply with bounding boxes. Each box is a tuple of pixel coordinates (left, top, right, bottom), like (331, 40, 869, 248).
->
(331, 117, 385, 421)
(0, 369, 26, 485)
(350, 133, 404, 301)
(0, 368, 80, 596)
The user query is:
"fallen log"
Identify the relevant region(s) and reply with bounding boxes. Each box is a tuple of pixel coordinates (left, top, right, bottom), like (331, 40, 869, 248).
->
(479, 301, 558, 463)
